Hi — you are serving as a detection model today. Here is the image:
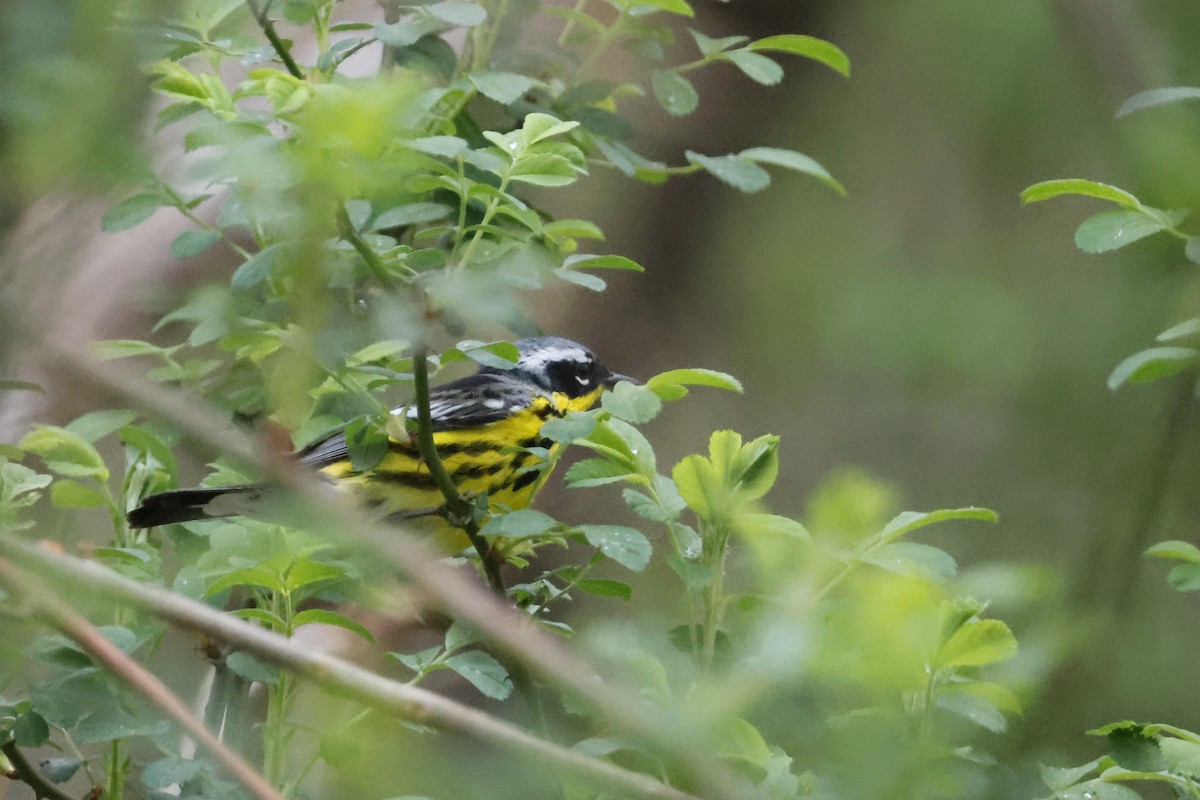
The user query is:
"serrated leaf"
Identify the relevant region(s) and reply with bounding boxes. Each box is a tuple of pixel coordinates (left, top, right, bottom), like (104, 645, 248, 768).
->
(1117, 86, 1200, 116)
(293, 609, 375, 643)
(1038, 759, 1104, 791)
(1107, 347, 1200, 391)
(651, 70, 698, 116)
(686, 151, 771, 193)
(1020, 179, 1142, 209)
(938, 619, 1018, 669)
(468, 71, 536, 104)
(740, 146, 845, 195)
(601, 382, 663, 423)
(18, 426, 109, 481)
(444, 651, 512, 699)
(1107, 726, 1167, 772)
(579, 524, 652, 571)
(565, 459, 635, 488)
(1074, 210, 1166, 253)
(170, 229, 221, 259)
(747, 34, 850, 77)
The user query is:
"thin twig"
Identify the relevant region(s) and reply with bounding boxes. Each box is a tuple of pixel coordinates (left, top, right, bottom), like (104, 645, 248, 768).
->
(0, 539, 702, 800)
(0, 558, 287, 800)
(245, 0, 304, 80)
(410, 345, 505, 595)
(2, 741, 77, 800)
(336, 206, 397, 290)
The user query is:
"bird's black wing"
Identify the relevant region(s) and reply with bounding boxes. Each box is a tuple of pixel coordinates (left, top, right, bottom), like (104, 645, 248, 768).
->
(296, 373, 539, 469)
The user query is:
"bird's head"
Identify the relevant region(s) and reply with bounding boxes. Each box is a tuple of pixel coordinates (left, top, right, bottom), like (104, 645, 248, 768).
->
(498, 336, 632, 400)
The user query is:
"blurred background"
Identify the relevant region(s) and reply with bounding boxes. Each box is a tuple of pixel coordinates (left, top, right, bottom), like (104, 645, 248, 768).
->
(5, 0, 1200, 787)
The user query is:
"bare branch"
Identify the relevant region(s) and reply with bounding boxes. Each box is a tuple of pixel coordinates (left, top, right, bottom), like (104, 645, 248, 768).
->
(0, 557, 287, 800)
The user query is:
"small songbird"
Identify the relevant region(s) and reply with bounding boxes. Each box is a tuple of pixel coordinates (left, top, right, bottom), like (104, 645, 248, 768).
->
(126, 336, 630, 548)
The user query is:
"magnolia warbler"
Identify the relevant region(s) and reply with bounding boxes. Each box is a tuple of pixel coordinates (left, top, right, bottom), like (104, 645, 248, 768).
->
(126, 336, 628, 548)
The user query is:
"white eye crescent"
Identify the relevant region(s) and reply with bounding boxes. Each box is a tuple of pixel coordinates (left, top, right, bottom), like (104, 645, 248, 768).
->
(575, 375, 591, 386)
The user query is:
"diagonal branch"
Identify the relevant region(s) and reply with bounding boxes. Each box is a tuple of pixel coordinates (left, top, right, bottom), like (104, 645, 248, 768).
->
(0, 538, 701, 800)
(0, 557, 286, 800)
(245, 0, 304, 80)
(2, 740, 76, 800)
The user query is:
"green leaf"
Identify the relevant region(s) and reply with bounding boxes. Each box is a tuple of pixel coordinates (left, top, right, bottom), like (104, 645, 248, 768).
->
(1107, 726, 1167, 772)
(647, 368, 743, 400)
(141, 757, 205, 790)
(12, 711, 50, 747)
(101, 193, 168, 232)
(427, 2, 487, 26)
(748, 34, 850, 77)
(170, 229, 221, 259)
(18, 426, 109, 481)
(65, 409, 137, 442)
(1047, 780, 1141, 800)
(1019, 179, 1142, 210)
(734, 513, 811, 542)
(601, 381, 663, 423)
(1160, 737, 1200, 777)
(651, 70, 699, 116)
(689, 30, 748, 56)
(1145, 540, 1200, 564)
(667, 553, 716, 588)
(205, 566, 285, 596)
(725, 50, 783, 86)
(520, 113, 580, 145)
(1166, 563, 1200, 591)
(686, 151, 771, 193)
(937, 619, 1018, 669)
(373, 20, 422, 47)
(1186, 236, 1200, 264)
(50, 480, 108, 509)
(74, 709, 170, 744)
(740, 146, 845, 195)
(1107, 347, 1200, 391)
(1157, 318, 1200, 342)
(543, 219, 605, 240)
(1117, 86, 1200, 116)
(627, 0, 693, 16)
(225, 651, 280, 685)
(862, 541, 957, 581)
(563, 254, 644, 271)
(444, 651, 512, 699)
(481, 509, 559, 538)
(576, 579, 633, 600)
(878, 507, 998, 545)
(231, 243, 280, 289)
(565, 458, 635, 488)
(468, 71, 537, 104)
(90, 339, 168, 361)
(293, 608, 376, 643)
(935, 691, 1007, 733)
(554, 268, 606, 291)
(1074, 210, 1168, 253)
(673, 454, 721, 520)
(371, 203, 452, 230)
(579, 524, 652, 571)
(1038, 759, 1104, 791)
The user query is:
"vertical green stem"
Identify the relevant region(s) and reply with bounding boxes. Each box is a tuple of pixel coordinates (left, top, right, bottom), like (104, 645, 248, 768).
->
(107, 739, 125, 800)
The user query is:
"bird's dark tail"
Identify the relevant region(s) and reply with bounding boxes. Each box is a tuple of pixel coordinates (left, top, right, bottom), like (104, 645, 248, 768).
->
(126, 485, 263, 528)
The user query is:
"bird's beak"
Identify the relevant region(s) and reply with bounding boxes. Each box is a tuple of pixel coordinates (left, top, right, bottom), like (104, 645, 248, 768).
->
(603, 372, 637, 388)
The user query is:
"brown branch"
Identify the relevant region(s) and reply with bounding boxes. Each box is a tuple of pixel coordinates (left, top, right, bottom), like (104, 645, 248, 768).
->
(0, 558, 287, 800)
(2, 740, 77, 800)
(0, 539, 702, 800)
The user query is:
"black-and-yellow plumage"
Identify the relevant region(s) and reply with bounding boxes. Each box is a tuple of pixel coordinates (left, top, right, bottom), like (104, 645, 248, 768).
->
(127, 337, 626, 550)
